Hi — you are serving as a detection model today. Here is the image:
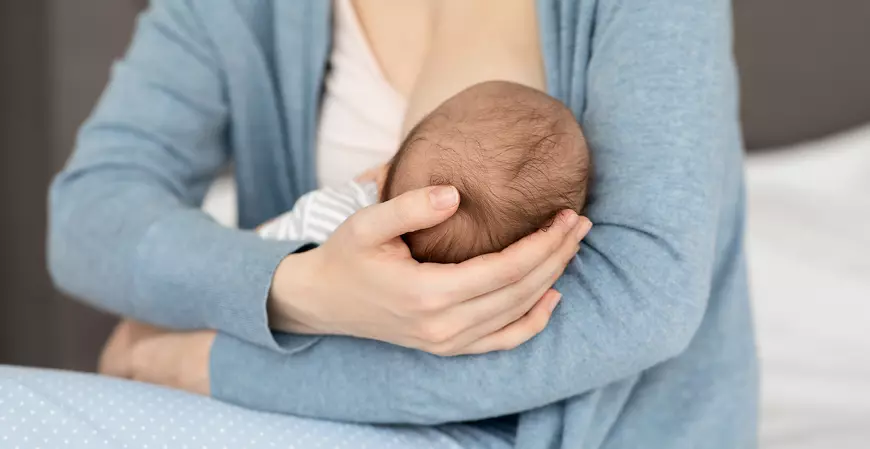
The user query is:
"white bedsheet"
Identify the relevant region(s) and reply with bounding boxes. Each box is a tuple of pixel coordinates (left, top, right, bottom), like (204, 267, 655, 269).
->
(746, 124, 870, 448)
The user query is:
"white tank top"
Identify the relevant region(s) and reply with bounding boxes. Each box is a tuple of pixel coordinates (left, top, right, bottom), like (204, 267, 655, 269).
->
(315, 0, 407, 188)
(202, 0, 403, 226)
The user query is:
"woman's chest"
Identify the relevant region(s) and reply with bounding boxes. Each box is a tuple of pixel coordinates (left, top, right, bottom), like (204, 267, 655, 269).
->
(317, 0, 548, 188)
(352, 0, 546, 133)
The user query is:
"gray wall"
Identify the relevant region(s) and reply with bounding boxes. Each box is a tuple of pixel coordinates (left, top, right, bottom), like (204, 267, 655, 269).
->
(46, 0, 142, 370)
(0, 0, 140, 370)
(735, 0, 870, 149)
(0, 0, 55, 368)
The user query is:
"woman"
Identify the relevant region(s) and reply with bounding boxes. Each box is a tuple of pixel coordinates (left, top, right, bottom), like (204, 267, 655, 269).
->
(9, 0, 756, 448)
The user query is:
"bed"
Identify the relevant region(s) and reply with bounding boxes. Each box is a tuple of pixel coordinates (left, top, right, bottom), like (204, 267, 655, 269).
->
(746, 124, 870, 448)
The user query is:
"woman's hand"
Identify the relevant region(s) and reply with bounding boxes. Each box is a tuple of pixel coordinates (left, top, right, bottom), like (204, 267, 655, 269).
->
(269, 185, 591, 356)
(99, 320, 214, 396)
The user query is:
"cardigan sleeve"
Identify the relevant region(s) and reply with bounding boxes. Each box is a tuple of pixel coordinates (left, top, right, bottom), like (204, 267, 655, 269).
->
(47, 0, 308, 350)
(209, 0, 742, 423)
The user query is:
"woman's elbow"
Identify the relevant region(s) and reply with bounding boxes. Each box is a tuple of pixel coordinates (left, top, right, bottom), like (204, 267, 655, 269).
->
(604, 237, 712, 359)
(46, 173, 86, 298)
(639, 279, 708, 361)
(46, 231, 79, 300)
(46, 169, 122, 302)
(569, 259, 709, 363)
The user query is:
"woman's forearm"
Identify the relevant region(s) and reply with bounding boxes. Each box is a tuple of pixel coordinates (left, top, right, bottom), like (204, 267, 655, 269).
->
(212, 250, 710, 424)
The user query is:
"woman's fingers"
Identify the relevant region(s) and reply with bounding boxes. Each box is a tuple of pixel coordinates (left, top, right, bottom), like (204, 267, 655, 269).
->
(346, 185, 459, 245)
(423, 211, 588, 301)
(402, 215, 588, 351)
(426, 218, 585, 349)
(453, 289, 563, 355)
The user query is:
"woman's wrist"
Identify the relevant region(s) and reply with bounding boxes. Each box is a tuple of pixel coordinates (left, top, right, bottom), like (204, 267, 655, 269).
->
(267, 248, 324, 334)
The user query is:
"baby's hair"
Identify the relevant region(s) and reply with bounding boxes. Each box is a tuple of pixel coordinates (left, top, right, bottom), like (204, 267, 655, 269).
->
(382, 81, 590, 264)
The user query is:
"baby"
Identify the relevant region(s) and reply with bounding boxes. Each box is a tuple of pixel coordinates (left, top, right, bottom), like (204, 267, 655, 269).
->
(258, 81, 590, 263)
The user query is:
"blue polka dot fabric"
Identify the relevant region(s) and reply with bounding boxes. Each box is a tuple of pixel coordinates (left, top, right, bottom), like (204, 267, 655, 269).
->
(0, 366, 512, 449)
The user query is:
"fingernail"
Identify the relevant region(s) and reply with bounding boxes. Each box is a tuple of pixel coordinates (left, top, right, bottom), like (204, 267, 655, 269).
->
(575, 218, 593, 241)
(549, 293, 563, 312)
(429, 186, 459, 210)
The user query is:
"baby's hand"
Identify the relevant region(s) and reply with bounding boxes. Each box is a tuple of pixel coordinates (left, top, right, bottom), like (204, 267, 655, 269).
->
(355, 164, 390, 196)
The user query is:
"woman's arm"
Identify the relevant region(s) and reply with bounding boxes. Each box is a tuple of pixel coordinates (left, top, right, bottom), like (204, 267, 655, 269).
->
(47, 1, 303, 348)
(209, 0, 741, 423)
(51, 1, 579, 354)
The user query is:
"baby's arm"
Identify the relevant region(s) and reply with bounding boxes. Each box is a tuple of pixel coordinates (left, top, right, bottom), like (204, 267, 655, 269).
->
(257, 180, 378, 242)
(255, 194, 311, 240)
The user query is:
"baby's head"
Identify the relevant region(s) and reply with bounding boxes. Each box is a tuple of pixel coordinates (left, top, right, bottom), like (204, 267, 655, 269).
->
(382, 81, 590, 263)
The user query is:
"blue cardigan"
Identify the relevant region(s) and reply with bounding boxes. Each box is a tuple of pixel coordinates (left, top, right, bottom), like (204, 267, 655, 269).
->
(48, 0, 757, 447)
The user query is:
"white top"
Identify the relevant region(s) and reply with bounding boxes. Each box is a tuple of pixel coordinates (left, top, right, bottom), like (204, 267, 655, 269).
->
(202, 0, 405, 227)
(315, 0, 406, 189)
(260, 1, 404, 240)
(257, 180, 377, 242)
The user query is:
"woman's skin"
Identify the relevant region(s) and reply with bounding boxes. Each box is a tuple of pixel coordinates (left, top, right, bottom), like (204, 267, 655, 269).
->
(269, 194, 587, 353)
(99, 0, 588, 394)
(403, 0, 546, 133)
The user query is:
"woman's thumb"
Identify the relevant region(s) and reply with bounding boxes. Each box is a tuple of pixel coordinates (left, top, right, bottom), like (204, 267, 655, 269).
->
(349, 185, 459, 245)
